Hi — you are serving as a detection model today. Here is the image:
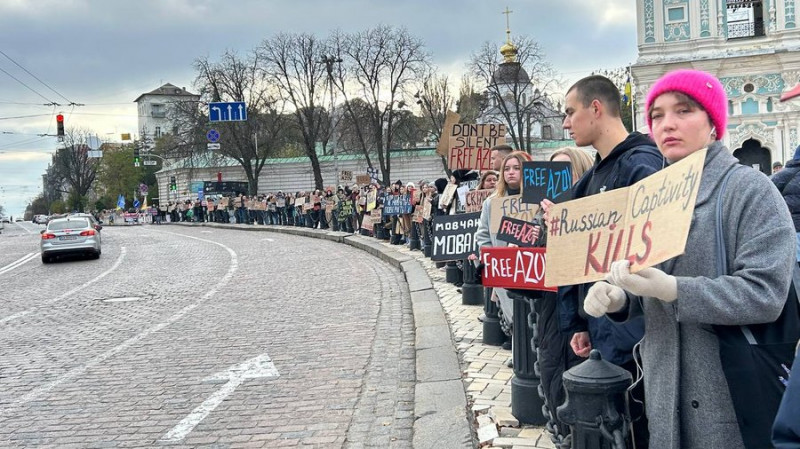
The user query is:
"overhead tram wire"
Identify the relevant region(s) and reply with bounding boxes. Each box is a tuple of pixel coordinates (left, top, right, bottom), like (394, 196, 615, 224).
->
(0, 49, 80, 106)
(0, 66, 55, 104)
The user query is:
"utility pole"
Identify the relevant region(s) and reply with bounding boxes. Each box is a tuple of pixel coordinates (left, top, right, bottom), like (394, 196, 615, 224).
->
(320, 54, 342, 185)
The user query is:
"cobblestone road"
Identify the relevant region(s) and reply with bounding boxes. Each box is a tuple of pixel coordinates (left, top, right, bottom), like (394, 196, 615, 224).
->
(0, 222, 414, 448)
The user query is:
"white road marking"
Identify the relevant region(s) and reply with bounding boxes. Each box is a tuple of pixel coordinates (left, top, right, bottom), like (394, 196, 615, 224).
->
(159, 354, 279, 443)
(201, 230, 213, 233)
(260, 238, 274, 242)
(0, 252, 39, 275)
(0, 232, 237, 414)
(12, 222, 34, 234)
(0, 247, 127, 324)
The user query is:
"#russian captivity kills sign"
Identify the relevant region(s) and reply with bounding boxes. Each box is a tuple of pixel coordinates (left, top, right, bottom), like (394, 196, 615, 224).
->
(545, 148, 706, 287)
(521, 161, 573, 204)
(431, 212, 481, 261)
(447, 123, 506, 171)
(481, 247, 556, 291)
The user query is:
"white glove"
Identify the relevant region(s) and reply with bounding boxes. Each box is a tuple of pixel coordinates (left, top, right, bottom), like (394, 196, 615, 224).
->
(584, 282, 628, 318)
(606, 260, 677, 303)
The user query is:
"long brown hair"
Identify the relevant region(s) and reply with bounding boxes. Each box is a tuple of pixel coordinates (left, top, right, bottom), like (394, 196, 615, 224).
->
(496, 151, 532, 197)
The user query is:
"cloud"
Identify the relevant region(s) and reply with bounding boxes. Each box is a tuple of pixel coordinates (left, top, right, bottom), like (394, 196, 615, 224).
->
(0, 151, 52, 162)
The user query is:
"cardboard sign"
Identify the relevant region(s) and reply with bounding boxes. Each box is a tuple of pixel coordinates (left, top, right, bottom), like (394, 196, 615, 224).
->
(361, 215, 374, 231)
(294, 197, 305, 207)
(440, 184, 458, 208)
(521, 161, 573, 204)
(466, 189, 493, 213)
(422, 198, 432, 219)
(276, 198, 286, 207)
(382, 194, 413, 216)
(412, 205, 424, 223)
(253, 201, 266, 211)
(246, 199, 255, 209)
(356, 174, 371, 185)
(481, 247, 557, 292)
(545, 149, 705, 287)
(447, 123, 506, 170)
(366, 190, 377, 211)
(489, 194, 539, 234)
(431, 212, 481, 261)
(496, 216, 542, 247)
(436, 111, 461, 156)
(371, 208, 382, 219)
(340, 170, 353, 182)
(218, 197, 229, 207)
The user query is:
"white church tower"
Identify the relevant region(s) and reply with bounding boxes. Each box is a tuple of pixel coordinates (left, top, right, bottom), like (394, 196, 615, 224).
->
(632, 0, 800, 173)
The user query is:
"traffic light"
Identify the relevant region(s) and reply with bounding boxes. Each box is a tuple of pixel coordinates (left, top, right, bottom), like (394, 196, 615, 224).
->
(56, 114, 64, 137)
(133, 147, 140, 165)
(170, 176, 177, 191)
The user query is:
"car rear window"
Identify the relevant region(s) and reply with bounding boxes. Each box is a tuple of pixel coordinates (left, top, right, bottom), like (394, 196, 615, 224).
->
(48, 219, 89, 230)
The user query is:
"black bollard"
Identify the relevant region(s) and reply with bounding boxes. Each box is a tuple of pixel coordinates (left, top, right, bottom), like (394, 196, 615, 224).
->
(511, 293, 546, 425)
(482, 287, 505, 346)
(408, 221, 421, 250)
(461, 259, 483, 305)
(381, 219, 390, 240)
(422, 219, 432, 258)
(445, 261, 462, 285)
(557, 350, 631, 449)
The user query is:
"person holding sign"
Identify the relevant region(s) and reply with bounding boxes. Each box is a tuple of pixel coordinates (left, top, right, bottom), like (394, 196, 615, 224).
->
(583, 70, 796, 449)
(543, 75, 663, 449)
(474, 151, 533, 345)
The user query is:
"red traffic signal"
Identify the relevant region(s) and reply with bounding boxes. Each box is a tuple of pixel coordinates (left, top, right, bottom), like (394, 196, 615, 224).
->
(56, 114, 65, 137)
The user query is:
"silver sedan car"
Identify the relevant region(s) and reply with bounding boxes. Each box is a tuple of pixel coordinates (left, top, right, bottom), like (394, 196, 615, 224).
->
(40, 217, 102, 263)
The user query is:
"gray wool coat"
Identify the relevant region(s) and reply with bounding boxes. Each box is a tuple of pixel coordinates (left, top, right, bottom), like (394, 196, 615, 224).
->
(614, 141, 796, 448)
(475, 193, 514, 322)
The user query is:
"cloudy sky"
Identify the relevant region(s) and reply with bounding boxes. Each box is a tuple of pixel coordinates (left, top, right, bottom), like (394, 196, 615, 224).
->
(0, 0, 638, 216)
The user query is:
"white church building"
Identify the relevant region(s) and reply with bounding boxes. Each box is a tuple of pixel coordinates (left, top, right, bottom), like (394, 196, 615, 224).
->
(632, 0, 800, 173)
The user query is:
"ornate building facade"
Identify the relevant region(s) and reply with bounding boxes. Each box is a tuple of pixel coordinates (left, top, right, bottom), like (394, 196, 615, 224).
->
(632, 0, 800, 173)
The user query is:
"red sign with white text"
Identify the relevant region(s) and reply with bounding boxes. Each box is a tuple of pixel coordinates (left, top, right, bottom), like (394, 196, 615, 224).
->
(481, 247, 556, 291)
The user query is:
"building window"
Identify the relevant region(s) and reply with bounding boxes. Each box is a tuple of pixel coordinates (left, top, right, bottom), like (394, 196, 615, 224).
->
(741, 98, 759, 115)
(155, 127, 162, 138)
(543, 125, 552, 140)
(151, 103, 166, 118)
(728, 100, 735, 116)
(666, 5, 687, 23)
(726, 0, 765, 39)
(767, 97, 773, 112)
(743, 83, 755, 93)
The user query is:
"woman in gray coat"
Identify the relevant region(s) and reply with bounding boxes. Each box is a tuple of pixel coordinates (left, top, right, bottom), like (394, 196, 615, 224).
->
(583, 69, 796, 448)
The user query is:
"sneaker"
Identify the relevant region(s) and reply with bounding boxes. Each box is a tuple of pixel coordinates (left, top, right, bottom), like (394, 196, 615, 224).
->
(502, 339, 512, 350)
(506, 358, 513, 368)
(477, 314, 486, 323)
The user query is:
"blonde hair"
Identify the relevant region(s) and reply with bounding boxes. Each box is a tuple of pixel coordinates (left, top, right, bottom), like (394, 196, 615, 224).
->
(550, 147, 594, 181)
(496, 151, 533, 197)
(479, 170, 499, 190)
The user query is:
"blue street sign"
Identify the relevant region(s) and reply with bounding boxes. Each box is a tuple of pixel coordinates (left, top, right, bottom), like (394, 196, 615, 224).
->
(198, 188, 205, 200)
(208, 102, 247, 122)
(207, 129, 220, 142)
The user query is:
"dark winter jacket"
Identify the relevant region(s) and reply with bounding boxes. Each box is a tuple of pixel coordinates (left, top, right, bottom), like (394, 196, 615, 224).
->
(772, 158, 800, 232)
(773, 344, 800, 448)
(558, 131, 664, 366)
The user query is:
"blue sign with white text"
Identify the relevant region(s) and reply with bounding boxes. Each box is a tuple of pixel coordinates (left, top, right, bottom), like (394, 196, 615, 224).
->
(208, 102, 247, 122)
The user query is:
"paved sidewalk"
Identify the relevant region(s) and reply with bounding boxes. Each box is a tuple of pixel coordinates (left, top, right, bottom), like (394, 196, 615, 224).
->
(172, 222, 553, 448)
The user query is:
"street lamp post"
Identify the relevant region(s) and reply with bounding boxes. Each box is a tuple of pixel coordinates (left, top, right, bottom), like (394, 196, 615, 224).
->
(319, 54, 343, 186)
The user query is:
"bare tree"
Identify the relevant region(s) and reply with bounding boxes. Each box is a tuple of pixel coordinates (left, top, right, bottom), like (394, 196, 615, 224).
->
(469, 36, 562, 152)
(172, 51, 288, 195)
(52, 128, 99, 211)
(456, 75, 486, 124)
(331, 25, 431, 186)
(414, 71, 456, 176)
(258, 33, 328, 190)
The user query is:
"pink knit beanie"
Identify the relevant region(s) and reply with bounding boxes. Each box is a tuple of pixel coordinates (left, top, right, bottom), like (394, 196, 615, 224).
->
(645, 69, 728, 140)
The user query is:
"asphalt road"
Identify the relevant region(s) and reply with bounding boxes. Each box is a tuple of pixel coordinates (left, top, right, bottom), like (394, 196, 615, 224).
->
(0, 221, 415, 448)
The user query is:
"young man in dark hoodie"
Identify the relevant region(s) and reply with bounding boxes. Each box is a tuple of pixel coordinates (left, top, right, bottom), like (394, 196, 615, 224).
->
(545, 74, 663, 448)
